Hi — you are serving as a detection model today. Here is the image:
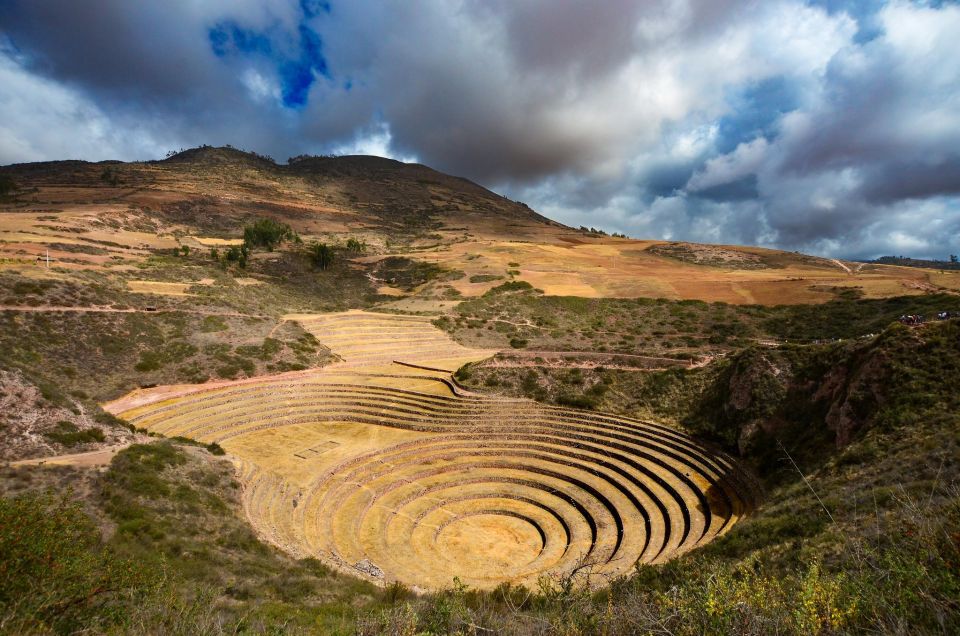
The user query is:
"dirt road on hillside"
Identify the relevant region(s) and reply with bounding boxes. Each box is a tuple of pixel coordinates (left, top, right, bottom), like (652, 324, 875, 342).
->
(9, 444, 130, 468)
(0, 305, 266, 318)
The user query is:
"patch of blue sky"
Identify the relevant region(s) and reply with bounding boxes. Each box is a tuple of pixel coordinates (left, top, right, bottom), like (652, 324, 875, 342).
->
(715, 76, 799, 155)
(807, 0, 886, 42)
(208, 22, 272, 58)
(279, 25, 328, 107)
(300, 0, 331, 18)
(208, 19, 329, 109)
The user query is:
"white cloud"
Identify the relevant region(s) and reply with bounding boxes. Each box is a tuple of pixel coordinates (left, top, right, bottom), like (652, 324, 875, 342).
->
(1, 0, 958, 259)
(328, 121, 417, 162)
(686, 137, 768, 191)
(0, 48, 168, 162)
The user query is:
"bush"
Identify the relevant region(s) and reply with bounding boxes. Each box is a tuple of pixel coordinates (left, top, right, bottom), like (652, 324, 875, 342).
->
(485, 280, 534, 295)
(0, 174, 16, 197)
(345, 237, 367, 253)
(242, 218, 296, 250)
(469, 274, 503, 283)
(555, 394, 598, 410)
(44, 422, 105, 447)
(0, 492, 153, 633)
(205, 442, 226, 456)
(307, 242, 334, 270)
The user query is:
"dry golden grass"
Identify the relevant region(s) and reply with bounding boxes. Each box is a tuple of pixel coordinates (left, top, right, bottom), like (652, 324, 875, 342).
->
(400, 238, 941, 305)
(127, 280, 200, 296)
(190, 237, 244, 246)
(287, 310, 497, 372)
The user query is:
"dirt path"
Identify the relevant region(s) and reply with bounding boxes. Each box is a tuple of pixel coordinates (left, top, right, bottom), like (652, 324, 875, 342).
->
(830, 259, 853, 274)
(0, 304, 266, 318)
(267, 317, 287, 338)
(494, 349, 694, 369)
(9, 444, 131, 468)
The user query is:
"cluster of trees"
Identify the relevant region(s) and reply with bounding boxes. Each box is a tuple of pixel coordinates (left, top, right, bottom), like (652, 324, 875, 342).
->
(307, 242, 334, 270)
(579, 225, 609, 236)
(210, 244, 249, 268)
(575, 226, 629, 238)
(286, 153, 341, 163)
(872, 255, 960, 271)
(345, 237, 367, 253)
(207, 218, 296, 269)
(306, 236, 364, 270)
(242, 218, 299, 250)
(164, 144, 277, 163)
(200, 217, 371, 272)
(99, 168, 121, 186)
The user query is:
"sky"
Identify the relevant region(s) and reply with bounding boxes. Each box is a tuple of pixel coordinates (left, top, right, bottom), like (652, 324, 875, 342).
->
(1, 1, 959, 260)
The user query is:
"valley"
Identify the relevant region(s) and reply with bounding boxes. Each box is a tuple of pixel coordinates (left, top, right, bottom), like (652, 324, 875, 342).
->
(1, 148, 958, 634)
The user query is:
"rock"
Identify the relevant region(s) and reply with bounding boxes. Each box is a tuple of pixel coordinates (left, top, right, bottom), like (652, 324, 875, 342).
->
(354, 559, 384, 578)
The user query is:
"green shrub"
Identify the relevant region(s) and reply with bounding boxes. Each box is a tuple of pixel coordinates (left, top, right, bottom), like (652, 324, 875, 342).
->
(200, 315, 228, 332)
(485, 280, 534, 295)
(0, 492, 153, 633)
(44, 422, 105, 447)
(307, 242, 334, 270)
(345, 237, 367, 253)
(206, 442, 226, 456)
(469, 274, 503, 283)
(242, 218, 296, 250)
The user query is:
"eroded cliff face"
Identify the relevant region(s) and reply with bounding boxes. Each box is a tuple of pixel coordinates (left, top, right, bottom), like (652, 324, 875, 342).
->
(695, 322, 944, 464)
(814, 349, 891, 448)
(718, 349, 790, 456)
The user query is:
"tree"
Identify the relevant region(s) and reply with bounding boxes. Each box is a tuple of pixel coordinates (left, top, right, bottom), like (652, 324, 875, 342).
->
(308, 242, 334, 270)
(242, 218, 296, 251)
(0, 175, 15, 197)
(100, 168, 121, 186)
(951, 254, 958, 264)
(345, 237, 367, 253)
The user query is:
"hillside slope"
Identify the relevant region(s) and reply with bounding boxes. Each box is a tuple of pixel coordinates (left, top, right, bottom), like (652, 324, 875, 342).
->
(3, 146, 957, 307)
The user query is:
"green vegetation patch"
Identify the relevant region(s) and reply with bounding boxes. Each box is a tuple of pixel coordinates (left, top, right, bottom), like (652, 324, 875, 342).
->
(468, 273, 504, 283)
(242, 218, 297, 250)
(43, 421, 105, 447)
(372, 256, 464, 291)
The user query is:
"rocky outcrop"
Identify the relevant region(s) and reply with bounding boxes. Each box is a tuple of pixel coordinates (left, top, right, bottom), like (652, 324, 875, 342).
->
(692, 322, 944, 464)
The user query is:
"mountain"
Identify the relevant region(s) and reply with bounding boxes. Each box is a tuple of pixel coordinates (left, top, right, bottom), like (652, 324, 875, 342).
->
(2, 146, 956, 309)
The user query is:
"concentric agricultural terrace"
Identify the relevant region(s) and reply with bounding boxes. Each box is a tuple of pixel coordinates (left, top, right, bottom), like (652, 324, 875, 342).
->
(107, 311, 755, 590)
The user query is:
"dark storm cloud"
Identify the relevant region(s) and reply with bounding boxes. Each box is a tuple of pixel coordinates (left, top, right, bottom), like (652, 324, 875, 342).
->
(862, 157, 960, 204)
(0, 0, 958, 259)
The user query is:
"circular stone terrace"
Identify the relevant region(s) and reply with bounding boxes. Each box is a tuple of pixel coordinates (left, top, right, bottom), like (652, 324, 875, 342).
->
(105, 311, 756, 590)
